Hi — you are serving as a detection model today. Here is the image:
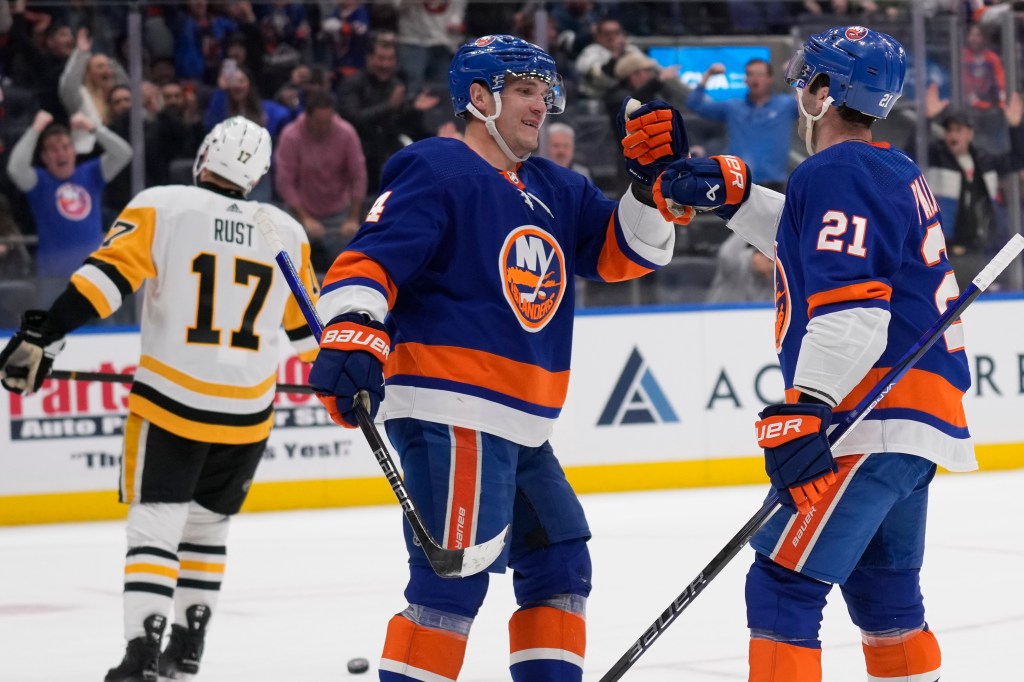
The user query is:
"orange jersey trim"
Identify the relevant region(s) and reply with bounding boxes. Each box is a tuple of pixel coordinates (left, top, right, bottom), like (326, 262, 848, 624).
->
(325, 251, 397, 309)
(806, 280, 892, 318)
(385, 342, 570, 409)
(596, 215, 654, 282)
(785, 367, 968, 428)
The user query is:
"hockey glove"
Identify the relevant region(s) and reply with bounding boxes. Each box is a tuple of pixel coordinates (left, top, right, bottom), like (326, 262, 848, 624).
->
(616, 97, 689, 187)
(308, 313, 390, 428)
(656, 155, 752, 222)
(0, 310, 66, 395)
(755, 403, 838, 515)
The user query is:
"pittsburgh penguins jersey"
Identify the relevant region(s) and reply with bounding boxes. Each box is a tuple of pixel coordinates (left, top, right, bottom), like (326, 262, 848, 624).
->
(775, 140, 974, 470)
(70, 184, 319, 444)
(317, 137, 674, 446)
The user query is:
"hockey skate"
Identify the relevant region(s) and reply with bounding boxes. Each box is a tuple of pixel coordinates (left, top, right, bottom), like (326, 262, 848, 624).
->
(105, 614, 167, 682)
(158, 604, 211, 680)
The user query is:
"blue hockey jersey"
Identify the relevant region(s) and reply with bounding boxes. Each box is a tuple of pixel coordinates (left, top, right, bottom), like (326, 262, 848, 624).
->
(775, 140, 974, 471)
(317, 137, 674, 445)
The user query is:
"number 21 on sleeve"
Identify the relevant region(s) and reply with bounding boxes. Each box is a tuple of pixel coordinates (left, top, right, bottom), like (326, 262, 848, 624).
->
(816, 210, 868, 257)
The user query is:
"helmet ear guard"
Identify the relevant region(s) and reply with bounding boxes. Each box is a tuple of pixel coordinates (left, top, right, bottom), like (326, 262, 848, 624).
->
(786, 25, 906, 120)
(193, 116, 272, 195)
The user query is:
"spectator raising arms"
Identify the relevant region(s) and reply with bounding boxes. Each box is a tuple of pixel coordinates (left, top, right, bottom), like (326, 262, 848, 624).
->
(687, 58, 798, 191)
(58, 28, 123, 154)
(6, 111, 131, 291)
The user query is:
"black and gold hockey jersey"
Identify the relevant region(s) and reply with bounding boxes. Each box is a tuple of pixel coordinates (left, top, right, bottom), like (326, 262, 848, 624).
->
(70, 184, 319, 444)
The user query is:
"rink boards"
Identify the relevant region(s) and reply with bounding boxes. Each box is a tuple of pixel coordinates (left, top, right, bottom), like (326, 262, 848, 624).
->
(2, 297, 1023, 525)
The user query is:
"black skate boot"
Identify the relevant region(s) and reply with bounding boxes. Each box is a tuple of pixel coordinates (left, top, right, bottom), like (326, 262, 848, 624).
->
(105, 614, 167, 682)
(158, 605, 211, 680)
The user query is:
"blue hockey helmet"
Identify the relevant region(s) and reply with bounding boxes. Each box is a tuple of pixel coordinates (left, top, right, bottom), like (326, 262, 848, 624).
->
(449, 34, 565, 118)
(785, 25, 906, 119)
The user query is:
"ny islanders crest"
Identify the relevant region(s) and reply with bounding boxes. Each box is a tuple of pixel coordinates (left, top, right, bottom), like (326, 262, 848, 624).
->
(774, 254, 791, 353)
(500, 226, 565, 332)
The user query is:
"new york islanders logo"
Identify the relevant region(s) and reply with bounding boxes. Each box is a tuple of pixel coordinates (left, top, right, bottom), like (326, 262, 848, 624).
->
(845, 26, 869, 41)
(55, 182, 91, 221)
(774, 253, 791, 353)
(500, 226, 565, 332)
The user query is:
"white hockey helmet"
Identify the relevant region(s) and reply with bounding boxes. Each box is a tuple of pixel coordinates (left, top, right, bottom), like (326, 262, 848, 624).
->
(193, 116, 272, 195)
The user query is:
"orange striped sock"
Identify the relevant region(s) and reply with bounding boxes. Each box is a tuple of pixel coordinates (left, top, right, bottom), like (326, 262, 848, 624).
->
(863, 628, 941, 681)
(509, 605, 586, 681)
(749, 638, 822, 682)
(379, 614, 467, 681)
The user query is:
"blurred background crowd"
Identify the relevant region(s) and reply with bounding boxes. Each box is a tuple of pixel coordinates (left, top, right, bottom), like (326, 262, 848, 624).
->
(2, 0, 1023, 327)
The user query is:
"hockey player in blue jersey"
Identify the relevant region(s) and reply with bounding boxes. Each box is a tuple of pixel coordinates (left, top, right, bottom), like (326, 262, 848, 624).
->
(654, 26, 970, 682)
(307, 35, 688, 681)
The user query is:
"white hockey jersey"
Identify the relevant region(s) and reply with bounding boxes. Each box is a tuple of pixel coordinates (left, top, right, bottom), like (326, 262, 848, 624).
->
(69, 184, 319, 444)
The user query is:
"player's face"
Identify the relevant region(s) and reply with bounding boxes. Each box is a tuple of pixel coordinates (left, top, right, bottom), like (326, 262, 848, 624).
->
(496, 76, 548, 156)
(40, 133, 76, 180)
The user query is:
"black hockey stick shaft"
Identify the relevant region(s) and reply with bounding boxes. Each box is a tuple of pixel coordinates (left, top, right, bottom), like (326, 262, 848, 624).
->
(49, 368, 313, 394)
(253, 208, 508, 578)
(599, 234, 1024, 681)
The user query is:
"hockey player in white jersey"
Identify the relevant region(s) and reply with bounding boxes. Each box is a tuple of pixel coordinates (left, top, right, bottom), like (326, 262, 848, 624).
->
(0, 117, 320, 682)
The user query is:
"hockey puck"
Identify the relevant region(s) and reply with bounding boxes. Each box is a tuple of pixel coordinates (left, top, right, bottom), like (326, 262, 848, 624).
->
(347, 657, 370, 675)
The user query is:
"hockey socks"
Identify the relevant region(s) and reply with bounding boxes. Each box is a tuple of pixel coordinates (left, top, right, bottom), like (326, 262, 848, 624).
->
(862, 627, 941, 681)
(379, 609, 470, 682)
(509, 603, 586, 681)
(749, 638, 822, 682)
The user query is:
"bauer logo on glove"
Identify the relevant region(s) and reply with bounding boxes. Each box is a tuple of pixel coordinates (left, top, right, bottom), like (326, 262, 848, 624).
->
(655, 155, 752, 223)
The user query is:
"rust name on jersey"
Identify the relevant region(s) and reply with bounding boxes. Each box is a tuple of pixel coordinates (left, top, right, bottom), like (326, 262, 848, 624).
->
(213, 218, 255, 246)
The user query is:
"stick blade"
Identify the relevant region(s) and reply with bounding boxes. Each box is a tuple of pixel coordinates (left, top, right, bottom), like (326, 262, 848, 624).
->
(422, 524, 510, 578)
(457, 524, 510, 577)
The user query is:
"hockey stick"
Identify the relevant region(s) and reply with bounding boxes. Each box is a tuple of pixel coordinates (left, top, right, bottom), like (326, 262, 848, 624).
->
(49, 369, 313, 394)
(252, 207, 509, 578)
(599, 233, 1024, 682)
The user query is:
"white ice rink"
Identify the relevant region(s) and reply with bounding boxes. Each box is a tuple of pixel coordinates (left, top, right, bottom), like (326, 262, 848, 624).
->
(3, 470, 1022, 681)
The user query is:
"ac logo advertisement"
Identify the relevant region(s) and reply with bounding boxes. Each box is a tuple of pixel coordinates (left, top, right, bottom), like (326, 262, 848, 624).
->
(554, 300, 1024, 468)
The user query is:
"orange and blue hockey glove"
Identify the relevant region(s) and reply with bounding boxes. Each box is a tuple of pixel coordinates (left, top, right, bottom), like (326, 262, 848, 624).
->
(655, 155, 751, 223)
(308, 312, 390, 428)
(755, 402, 839, 515)
(616, 97, 689, 187)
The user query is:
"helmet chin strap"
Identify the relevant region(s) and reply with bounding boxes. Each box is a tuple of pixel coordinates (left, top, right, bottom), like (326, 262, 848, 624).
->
(467, 92, 531, 163)
(797, 93, 834, 155)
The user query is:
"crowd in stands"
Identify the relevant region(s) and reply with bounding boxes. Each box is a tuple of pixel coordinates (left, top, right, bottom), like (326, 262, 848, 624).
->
(1, 0, 1023, 327)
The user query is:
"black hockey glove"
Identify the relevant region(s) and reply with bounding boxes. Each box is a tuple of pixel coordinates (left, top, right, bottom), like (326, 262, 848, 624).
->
(0, 310, 66, 395)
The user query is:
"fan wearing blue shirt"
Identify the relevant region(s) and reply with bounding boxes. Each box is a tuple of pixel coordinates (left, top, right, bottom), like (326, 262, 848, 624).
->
(687, 58, 798, 191)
